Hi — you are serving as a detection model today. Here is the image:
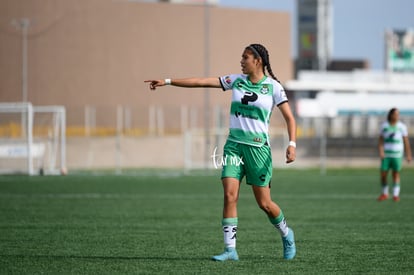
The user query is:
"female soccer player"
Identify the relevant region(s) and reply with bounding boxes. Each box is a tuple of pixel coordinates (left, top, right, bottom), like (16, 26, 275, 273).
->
(145, 43, 297, 261)
(378, 108, 412, 202)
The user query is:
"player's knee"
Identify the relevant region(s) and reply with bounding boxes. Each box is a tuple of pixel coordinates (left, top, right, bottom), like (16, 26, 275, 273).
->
(224, 192, 238, 204)
(257, 201, 272, 214)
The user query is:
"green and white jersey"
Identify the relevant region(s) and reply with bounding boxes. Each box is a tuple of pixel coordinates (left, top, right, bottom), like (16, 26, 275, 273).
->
(380, 121, 408, 158)
(219, 74, 288, 147)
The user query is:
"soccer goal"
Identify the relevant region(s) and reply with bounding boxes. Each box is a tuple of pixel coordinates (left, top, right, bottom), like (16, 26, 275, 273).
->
(0, 102, 66, 175)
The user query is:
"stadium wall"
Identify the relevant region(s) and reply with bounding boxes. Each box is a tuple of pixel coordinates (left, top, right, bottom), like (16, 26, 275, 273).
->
(0, 0, 292, 128)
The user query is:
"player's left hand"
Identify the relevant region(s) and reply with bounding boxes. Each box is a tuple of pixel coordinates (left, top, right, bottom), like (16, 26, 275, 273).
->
(286, 146, 296, 163)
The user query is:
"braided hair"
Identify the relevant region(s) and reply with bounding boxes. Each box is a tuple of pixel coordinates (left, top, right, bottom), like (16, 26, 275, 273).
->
(246, 43, 280, 83)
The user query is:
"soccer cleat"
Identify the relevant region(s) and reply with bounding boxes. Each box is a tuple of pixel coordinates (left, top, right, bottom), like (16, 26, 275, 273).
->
(212, 247, 239, 261)
(393, 196, 400, 202)
(377, 194, 389, 201)
(282, 228, 296, 260)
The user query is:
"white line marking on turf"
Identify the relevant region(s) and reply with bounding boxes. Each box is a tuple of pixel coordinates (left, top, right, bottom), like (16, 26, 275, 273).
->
(0, 193, 413, 200)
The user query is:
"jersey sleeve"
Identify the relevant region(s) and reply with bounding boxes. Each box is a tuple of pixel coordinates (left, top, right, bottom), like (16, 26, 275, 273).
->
(400, 123, 408, 137)
(273, 82, 288, 106)
(219, 74, 240, 91)
(379, 122, 387, 137)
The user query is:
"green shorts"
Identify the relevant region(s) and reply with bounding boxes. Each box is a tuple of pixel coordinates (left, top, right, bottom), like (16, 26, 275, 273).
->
(380, 157, 403, 172)
(221, 140, 272, 187)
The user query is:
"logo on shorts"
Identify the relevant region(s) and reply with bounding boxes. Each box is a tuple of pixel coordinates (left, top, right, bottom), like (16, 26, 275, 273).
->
(211, 146, 244, 169)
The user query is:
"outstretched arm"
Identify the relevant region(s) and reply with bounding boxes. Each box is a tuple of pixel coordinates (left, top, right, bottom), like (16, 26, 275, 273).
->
(278, 102, 297, 163)
(144, 77, 221, 90)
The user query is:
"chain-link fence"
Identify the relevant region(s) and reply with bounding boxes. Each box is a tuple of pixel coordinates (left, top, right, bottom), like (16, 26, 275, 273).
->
(4, 104, 412, 172)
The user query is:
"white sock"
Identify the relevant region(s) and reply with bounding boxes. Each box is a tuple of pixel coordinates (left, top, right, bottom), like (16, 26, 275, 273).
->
(275, 219, 289, 237)
(223, 225, 237, 248)
(270, 212, 289, 237)
(382, 184, 389, 195)
(393, 183, 400, 197)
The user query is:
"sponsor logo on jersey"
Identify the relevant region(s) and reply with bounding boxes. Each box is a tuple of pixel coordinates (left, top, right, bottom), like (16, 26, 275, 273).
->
(235, 111, 259, 120)
(225, 76, 232, 84)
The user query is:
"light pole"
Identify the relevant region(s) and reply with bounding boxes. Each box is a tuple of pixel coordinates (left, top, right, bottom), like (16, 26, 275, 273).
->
(203, 0, 211, 169)
(12, 18, 31, 140)
(12, 18, 31, 102)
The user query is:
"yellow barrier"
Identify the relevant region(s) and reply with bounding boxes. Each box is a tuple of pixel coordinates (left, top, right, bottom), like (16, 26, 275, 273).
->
(0, 124, 317, 138)
(0, 124, 179, 137)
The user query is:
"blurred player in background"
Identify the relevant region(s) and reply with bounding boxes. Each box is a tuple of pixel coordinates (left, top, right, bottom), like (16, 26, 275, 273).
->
(145, 43, 297, 261)
(378, 108, 412, 202)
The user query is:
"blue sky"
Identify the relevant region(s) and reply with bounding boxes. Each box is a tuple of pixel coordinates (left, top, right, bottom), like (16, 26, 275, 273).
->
(220, 0, 414, 70)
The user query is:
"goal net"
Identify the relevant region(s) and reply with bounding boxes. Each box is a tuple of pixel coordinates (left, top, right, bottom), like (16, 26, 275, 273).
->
(0, 102, 66, 175)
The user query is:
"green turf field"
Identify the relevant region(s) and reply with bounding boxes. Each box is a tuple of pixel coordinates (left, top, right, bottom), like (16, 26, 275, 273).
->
(1, 168, 413, 274)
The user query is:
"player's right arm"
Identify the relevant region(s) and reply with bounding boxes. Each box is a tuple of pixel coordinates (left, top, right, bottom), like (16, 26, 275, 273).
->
(144, 77, 221, 90)
(403, 135, 412, 163)
(378, 135, 385, 159)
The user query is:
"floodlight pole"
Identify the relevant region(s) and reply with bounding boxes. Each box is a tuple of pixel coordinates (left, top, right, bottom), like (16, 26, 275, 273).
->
(203, 1, 211, 169)
(12, 18, 31, 140)
(21, 19, 30, 102)
(12, 18, 31, 102)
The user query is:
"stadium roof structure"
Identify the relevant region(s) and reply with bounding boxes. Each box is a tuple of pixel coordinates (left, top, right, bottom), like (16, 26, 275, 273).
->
(285, 70, 414, 93)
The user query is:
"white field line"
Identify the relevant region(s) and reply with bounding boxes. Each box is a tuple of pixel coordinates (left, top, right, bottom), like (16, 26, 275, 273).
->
(0, 193, 413, 200)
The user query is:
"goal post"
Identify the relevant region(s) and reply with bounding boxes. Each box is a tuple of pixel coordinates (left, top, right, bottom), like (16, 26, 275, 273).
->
(0, 102, 66, 175)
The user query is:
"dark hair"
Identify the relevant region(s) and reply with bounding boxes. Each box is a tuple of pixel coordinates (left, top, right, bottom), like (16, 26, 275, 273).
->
(387, 107, 398, 122)
(246, 43, 280, 83)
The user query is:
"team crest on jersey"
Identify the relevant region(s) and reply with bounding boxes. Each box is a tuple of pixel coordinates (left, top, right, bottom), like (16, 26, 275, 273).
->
(260, 84, 270, 94)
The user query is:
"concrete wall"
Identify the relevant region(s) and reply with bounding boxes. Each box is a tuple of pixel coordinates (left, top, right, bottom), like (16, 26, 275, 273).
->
(0, 0, 292, 127)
